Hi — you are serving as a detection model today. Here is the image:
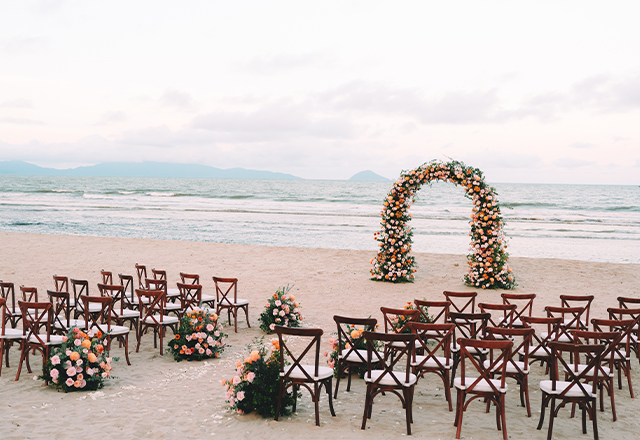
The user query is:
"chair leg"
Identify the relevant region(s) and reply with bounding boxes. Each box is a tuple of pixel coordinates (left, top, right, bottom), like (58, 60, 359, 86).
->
(243, 305, 250, 328)
(537, 393, 548, 430)
(404, 388, 412, 435)
(546, 397, 556, 440)
(274, 379, 283, 421)
(455, 390, 465, 439)
(0, 339, 4, 377)
(325, 378, 336, 417)
(159, 326, 164, 355)
(313, 382, 320, 426)
(361, 385, 371, 430)
(625, 361, 634, 398)
(121, 335, 131, 366)
(14, 343, 27, 381)
(500, 394, 508, 440)
(592, 399, 599, 440)
(333, 360, 342, 399)
(444, 370, 453, 412)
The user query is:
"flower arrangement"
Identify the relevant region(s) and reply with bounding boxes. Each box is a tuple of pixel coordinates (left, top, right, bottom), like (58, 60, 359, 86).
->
(222, 337, 296, 417)
(389, 301, 433, 333)
(327, 324, 382, 377)
(258, 285, 304, 333)
(370, 159, 516, 289)
(168, 307, 227, 362)
(39, 326, 115, 392)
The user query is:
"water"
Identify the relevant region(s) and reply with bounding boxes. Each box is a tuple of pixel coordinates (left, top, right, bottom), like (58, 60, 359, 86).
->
(0, 175, 638, 264)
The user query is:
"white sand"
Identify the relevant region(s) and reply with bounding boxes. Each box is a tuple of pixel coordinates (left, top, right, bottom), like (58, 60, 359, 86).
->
(1, 231, 639, 439)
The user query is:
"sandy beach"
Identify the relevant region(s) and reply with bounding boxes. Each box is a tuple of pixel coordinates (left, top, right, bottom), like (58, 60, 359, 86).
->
(1, 231, 639, 440)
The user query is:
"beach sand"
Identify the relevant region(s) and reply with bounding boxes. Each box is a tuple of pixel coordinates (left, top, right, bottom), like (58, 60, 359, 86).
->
(1, 231, 639, 439)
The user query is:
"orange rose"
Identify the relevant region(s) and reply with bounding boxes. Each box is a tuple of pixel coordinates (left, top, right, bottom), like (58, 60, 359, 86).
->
(81, 339, 91, 349)
(70, 351, 81, 361)
(87, 353, 97, 363)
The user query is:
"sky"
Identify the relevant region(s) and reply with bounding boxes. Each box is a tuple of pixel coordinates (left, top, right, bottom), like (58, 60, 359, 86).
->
(0, 1, 639, 184)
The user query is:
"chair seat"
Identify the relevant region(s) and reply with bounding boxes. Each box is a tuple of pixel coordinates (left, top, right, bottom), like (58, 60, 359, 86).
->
(167, 288, 180, 298)
(76, 303, 103, 313)
(54, 318, 86, 330)
(500, 317, 525, 327)
(201, 294, 216, 303)
(454, 376, 508, 393)
(284, 364, 333, 381)
(452, 342, 489, 355)
(483, 359, 529, 374)
(540, 380, 595, 397)
(413, 355, 452, 369)
(541, 332, 572, 343)
(563, 318, 587, 328)
(113, 309, 139, 319)
(523, 345, 551, 358)
(389, 339, 421, 349)
(219, 298, 249, 306)
(28, 334, 65, 345)
(90, 325, 130, 336)
(142, 315, 179, 325)
(365, 369, 417, 387)
(565, 364, 612, 378)
(0, 328, 25, 339)
(339, 349, 368, 363)
(165, 303, 182, 311)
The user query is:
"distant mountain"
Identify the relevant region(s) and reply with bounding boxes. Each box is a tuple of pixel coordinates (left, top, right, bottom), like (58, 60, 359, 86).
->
(0, 161, 302, 180)
(349, 170, 391, 181)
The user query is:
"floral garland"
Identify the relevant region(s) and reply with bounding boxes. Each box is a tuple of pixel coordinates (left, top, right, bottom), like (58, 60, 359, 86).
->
(39, 327, 115, 392)
(258, 285, 304, 333)
(371, 159, 516, 289)
(221, 337, 296, 417)
(168, 307, 227, 361)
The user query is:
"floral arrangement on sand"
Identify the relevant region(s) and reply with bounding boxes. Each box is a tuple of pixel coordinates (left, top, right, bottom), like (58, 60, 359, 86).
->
(389, 301, 433, 333)
(371, 159, 516, 289)
(258, 285, 304, 333)
(327, 324, 382, 377)
(222, 337, 296, 417)
(168, 307, 227, 361)
(39, 326, 115, 392)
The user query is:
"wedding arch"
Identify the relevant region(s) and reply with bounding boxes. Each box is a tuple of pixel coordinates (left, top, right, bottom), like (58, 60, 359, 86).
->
(370, 159, 516, 289)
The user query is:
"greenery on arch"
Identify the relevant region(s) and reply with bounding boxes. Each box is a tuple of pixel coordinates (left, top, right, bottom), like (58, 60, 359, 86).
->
(370, 159, 516, 289)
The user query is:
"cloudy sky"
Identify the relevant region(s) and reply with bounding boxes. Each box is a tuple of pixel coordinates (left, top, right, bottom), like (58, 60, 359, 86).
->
(1, 1, 639, 183)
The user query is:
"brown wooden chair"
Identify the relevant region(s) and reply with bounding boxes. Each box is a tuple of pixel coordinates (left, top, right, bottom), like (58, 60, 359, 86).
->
(19, 286, 38, 302)
(0, 297, 25, 377)
(98, 283, 140, 334)
(177, 282, 203, 313)
(560, 294, 594, 330)
(501, 293, 536, 328)
(180, 272, 215, 308)
(274, 326, 335, 426)
(213, 277, 249, 333)
(612, 300, 640, 363)
(443, 291, 477, 314)
(151, 269, 180, 302)
(537, 341, 605, 440)
(545, 305, 586, 342)
(145, 278, 181, 318)
(408, 321, 454, 411)
(380, 307, 420, 335)
(80, 295, 131, 365)
(414, 299, 449, 324)
(479, 303, 517, 329)
(486, 326, 535, 417)
(135, 289, 178, 355)
(454, 338, 513, 440)
(48, 289, 84, 334)
(70, 278, 102, 319)
(592, 317, 635, 399)
(361, 330, 416, 435)
(15, 301, 64, 381)
(0, 281, 20, 328)
(449, 311, 491, 383)
(332, 315, 378, 398)
(521, 316, 563, 372)
(100, 270, 113, 285)
(135, 263, 147, 289)
(119, 273, 144, 310)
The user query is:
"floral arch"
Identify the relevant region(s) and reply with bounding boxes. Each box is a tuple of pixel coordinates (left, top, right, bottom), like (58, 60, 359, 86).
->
(370, 159, 516, 289)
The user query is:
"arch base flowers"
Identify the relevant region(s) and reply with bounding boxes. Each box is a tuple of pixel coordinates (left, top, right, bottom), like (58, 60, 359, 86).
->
(370, 159, 516, 290)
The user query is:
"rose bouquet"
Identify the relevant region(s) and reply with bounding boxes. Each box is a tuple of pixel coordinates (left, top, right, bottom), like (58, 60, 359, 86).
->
(39, 326, 115, 392)
(258, 285, 303, 333)
(221, 337, 296, 417)
(168, 307, 227, 362)
(390, 301, 433, 333)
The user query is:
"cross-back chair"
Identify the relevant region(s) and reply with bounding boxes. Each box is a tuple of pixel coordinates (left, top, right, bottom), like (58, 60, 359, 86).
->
(443, 291, 477, 314)
(152, 269, 180, 301)
(486, 326, 535, 417)
(180, 273, 215, 308)
(118, 273, 140, 310)
(145, 278, 181, 317)
(408, 321, 454, 411)
(544, 305, 586, 341)
(331, 315, 378, 398)
(592, 317, 635, 399)
(80, 295, 131, 365)
(501, 293, 536, 328)
(48, 289, 84, 334)
(479, 303, 517, 329)
(177, 282, 202, 313)
(135, 289, 178, 355)
(449, 311, 491, 383)
(135, 263, 147, 289)
(98, 283, 139, 333)
(611, 302, 640, 363)
(100, 270, 113, 285)
(560, 294, 594, 329)
(454, 338, 513, 440)
(52, 274, 69, 292)
(20, 286, 38, 302)
(414, 299, 449, 325)
(537, 341, 605, 440)
(361, 330, 416, 435)
(521, 316, 563, 373)
(0, 281, 20, 328)
(274, 326, 335, 427)
(213, 276, 249, 333)
(0, 297, 25, 377)
(70, 278, 101, 319)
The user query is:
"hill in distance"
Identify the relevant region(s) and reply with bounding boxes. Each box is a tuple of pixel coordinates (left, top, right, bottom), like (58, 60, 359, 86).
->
(349, 170, 391, 181)
(0, 160, 302, 180)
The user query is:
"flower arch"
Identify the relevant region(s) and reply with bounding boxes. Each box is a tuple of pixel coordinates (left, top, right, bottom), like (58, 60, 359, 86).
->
(370, 159, 516, 289)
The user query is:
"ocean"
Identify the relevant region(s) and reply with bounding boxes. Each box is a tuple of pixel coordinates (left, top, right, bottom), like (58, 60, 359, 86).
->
(1, 175, 638, 264)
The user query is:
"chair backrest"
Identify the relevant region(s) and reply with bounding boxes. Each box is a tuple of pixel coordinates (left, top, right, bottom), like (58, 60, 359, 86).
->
(47, 289, 72, 331)
(135, 263, 147, 288)
(548, 341, 604, 399)
(152, 268, 167, 280)
(486, 327, 535, 375)
(560, 295, 594, 326)
(521, 316, 563, 359)
(80, 295, 114, 334)
(52, 275, 69, 292)
(0, 297, 7, 335)
(449, 311, 491, 341)
(380, 307, 420, 334)
(501, 293, 536, 325)
(98, 283, 127, 316)
(145, 278, 167, 293)
(414, 299, 449, 324)
(118, 273, 135, 305)
(618, 296, 640, 310)
(135, 289, 167, 324)
(570, 329, 620, 377)
(333, 315, 377, 364)
(364, 330, 415, 387)
(458, 338, 512, 394)
(178, 282, 202, 311)
(478, 303, 517, 328)
(19, 300, 53, 344)
(443, 291, 477, 314)
(275, 326, 323, 381)
(20, 286, 38, 302)
(180, 272, 200, 284)
(70, 279, 89, 310)
(408, 322, 454, 370)
(0, 281, 16, 315)
(591, 318, 635, 362)
(213, 277, 238, 305)
(545, 305, 587, 335)
(100, 270, 113, 285)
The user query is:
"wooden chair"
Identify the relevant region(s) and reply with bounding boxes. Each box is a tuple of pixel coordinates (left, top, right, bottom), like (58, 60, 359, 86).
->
(414, 299, 450, 325)
(0, 297, 25, 377)
(151, 269, 180, 302)
(537, 341, 605, 440)
(97, 283, 140, 334)
(20, 286, 38, 302)
(544, 305, 586, 341)
(449, 311, 491, 383)
(331, 315, 378, 398)
(408, 321, 454, 411)
(213, 277, 249, 333)
(135, 289, 178, 355)
(443, 291, 477, 314)
(177, 282, 203, 313)
(119, 273, 143, 310)
(15, 301, 64, 381)
(0, 281, 20, 328)
(100, 270, 113, 285)
(145, 278, 181, 318)
(454, 338, 513, 440)
(361, 330, 416, 435)
(501, 293, 536, 328)
(48, 289, 85, 334)
(180, 273, 215, 308)
(380, 307, 420, 335)
(274, 326, 335, 426)
(135, 263, 147, 289)
(612, 301, 640, 363)
(479, 303, 517, 329)
(70, 279, 101, 319)
(486, 326, 535, 417)
(521, 316, 563, 372)
(80, 295, 131, 365)
(592, 317, 635, 399)
(560, 295, 594, 330)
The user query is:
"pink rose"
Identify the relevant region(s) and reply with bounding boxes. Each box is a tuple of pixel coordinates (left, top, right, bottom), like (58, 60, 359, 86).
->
(65, 378, 74, 386)
(51, 355, 61, 365)
(247, 372, 255, 383)
(237, 391, 245, 401)
(232, 376, 241, 385)
(206, 324, 214, 331)
(50, 369, 59, 379)
(74, 339, 81, 346)
(66, 367, 76, 376)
